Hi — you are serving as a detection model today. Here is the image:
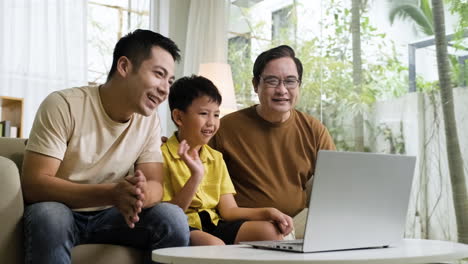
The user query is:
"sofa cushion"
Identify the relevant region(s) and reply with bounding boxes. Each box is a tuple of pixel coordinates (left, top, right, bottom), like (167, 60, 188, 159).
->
(72, 244, 144, 264)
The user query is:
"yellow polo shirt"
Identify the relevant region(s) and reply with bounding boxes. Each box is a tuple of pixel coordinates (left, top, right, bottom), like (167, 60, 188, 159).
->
(162, 134, 236, 230)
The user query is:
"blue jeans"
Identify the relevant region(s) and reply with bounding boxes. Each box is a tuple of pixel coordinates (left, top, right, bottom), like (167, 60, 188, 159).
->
(23, 202, 189, 264)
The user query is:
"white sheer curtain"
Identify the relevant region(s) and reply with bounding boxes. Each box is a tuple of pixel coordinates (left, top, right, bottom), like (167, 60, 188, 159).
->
(0, 0, 87, 137)
(183, 0, 229, 76)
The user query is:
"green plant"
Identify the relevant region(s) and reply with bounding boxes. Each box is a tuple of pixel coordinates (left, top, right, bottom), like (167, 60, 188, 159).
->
(228, 41, 255, 109)
(377, 122, 407, 154)
(388, 0, 434, 35)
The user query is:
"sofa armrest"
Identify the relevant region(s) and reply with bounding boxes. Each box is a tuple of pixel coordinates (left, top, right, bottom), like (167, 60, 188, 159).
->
(0, 156, 24, 264)
(0, 137, 27, 170)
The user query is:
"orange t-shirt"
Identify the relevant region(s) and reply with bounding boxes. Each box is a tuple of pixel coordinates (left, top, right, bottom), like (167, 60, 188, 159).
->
(210, 106, 335, 216)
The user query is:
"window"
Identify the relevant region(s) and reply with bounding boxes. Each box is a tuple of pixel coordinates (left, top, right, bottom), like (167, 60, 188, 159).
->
(87, 0, 150, 85)
(271, 5, 294, 42)
(228, 34, 251, 62)
(228, 0, 468, 244)
(228, 34, 255, 107)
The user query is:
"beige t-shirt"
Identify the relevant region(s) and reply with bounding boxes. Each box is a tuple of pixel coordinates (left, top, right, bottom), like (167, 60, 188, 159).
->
(26, 86, 162, 210)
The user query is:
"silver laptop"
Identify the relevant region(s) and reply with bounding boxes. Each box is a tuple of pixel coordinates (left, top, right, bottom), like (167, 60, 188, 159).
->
(242, 150, 416, 253)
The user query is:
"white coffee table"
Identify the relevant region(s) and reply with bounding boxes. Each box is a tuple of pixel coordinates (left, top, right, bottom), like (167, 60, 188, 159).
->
(152, 239, 468, 264)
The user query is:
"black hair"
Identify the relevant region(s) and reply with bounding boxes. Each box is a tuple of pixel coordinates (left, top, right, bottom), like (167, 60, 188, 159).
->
(252, 45, 303, 86)
(107, 29, 180, 81)
(169, 75, 222, 124)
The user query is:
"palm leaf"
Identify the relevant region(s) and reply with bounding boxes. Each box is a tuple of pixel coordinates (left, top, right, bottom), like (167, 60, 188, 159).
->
(389, 3, 434, 35)
(420, 0, 433, 24)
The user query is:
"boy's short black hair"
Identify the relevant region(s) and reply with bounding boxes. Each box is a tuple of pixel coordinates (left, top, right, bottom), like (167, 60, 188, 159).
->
(169, 75, 222, 123)
(107, 29, 180, 81)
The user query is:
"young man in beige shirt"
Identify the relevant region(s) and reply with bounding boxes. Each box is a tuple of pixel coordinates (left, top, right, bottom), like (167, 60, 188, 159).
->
(22, 29, 189, 264)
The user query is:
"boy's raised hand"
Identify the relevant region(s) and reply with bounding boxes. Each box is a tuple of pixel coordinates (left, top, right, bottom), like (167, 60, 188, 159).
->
(165, 139, 205, 212)
(265, 208, 294, 236)
(178, 140, 204, 181)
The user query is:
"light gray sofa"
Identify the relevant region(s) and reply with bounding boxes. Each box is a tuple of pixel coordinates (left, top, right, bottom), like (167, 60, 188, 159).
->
(0, 137, 144, 264)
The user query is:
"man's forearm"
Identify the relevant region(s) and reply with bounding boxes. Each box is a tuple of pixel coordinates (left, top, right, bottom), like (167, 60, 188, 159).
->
(143, 180, 163, 208)
(22, 175, 116, 209)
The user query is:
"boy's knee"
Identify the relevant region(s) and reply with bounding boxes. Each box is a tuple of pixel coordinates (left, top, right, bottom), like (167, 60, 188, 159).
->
(205, 237, 225, 245)
(190, 231, 225, 246)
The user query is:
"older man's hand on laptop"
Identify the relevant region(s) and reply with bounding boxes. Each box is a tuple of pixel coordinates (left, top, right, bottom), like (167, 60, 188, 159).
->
(264, 208, 294, 236)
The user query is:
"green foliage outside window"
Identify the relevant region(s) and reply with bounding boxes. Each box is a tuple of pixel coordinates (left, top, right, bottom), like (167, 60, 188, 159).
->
(228, 0, 408, 151)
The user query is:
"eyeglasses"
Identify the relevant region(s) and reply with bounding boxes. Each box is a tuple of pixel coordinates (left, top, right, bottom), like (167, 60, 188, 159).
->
(260, 76, 300, 89)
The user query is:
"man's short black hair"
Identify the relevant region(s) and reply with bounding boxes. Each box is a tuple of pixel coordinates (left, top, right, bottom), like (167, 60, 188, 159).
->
(169, 75, 222, 124)
(252, 45, 303, 86)
(107, 29, 180, 81)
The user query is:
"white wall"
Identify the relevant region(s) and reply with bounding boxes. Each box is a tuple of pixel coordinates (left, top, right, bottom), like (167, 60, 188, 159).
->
(369, 88, 468, 241)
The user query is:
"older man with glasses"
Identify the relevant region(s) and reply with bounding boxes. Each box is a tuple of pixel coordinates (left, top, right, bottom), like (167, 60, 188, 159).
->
(210, 45, 336, 239)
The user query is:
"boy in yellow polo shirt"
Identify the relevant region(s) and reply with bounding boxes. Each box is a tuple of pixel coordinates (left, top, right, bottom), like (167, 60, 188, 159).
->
(162, 75, 293, 245)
